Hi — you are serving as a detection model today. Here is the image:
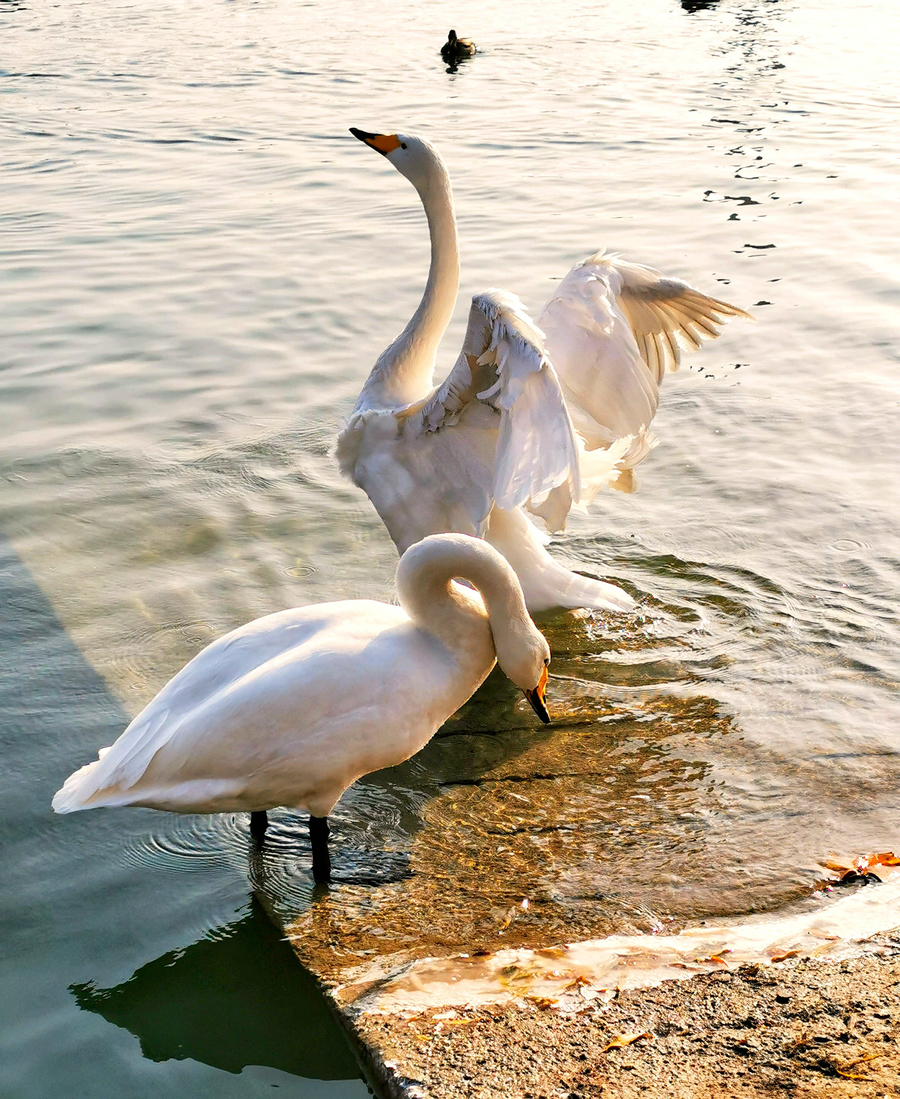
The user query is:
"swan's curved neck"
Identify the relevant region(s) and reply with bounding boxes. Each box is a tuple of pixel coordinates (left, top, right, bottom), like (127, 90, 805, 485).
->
(396, 535, 525, 656)
(359, 164, 459, 410)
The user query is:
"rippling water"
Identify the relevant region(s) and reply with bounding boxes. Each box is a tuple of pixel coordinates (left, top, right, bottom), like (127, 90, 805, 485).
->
(2, 0, 899, 1092)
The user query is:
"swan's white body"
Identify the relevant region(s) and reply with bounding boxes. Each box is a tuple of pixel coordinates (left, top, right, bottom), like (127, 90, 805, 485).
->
(52, 534, 550, 821)
(339, 131, 750, 612)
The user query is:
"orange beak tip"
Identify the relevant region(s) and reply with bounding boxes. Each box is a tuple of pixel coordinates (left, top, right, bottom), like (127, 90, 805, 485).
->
(349, 128, 401, 156)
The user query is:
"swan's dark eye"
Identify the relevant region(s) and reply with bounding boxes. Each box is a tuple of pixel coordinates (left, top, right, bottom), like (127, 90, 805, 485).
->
(400, 142, 408, 149)
(544, 657, 550, 667)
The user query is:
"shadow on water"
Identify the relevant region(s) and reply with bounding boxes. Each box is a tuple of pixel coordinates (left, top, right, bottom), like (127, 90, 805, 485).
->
(0, 534, 127, 823)
(0, 535, 366, 1091)
(70, 897, 359, 1079)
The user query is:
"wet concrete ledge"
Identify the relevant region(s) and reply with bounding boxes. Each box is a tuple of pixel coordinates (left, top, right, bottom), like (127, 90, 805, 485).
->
(345, 937, 900, 1099)
(279, 877, 900, 1098)
(255, 618, 900, 1098)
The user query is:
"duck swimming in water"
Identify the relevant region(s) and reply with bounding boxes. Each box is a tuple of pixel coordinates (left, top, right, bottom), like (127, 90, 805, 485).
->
(441, 29, 476, 61)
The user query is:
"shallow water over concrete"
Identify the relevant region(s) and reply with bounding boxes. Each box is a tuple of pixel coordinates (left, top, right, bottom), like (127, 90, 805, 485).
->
(329, 871, 900, 1017)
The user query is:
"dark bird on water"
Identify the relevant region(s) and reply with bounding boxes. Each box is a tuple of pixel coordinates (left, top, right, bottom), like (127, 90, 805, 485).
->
(441, 29, 476, 61)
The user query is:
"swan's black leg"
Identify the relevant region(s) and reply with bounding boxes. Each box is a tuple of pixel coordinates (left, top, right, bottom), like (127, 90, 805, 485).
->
(309, 815, 331, 883)
(250, 810, 268, 841)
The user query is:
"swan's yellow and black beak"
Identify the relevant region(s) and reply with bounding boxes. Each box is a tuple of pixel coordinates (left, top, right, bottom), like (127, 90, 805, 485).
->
(350, 128, 402, 156)
(524, 665, 550, 724)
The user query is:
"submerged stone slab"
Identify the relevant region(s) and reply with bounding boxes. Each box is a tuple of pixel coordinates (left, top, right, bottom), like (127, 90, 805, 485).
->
(251, 612, 900, 1095)
(278, 684, 819, 988)
(328, 871, 900, 1017)
(281, 878, 900, 1099)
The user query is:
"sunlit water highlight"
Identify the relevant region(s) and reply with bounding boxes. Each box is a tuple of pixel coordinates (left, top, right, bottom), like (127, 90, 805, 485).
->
(2, 0, 899, 1093)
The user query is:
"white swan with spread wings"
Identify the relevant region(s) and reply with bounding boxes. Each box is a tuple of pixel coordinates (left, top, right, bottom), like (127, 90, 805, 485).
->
(338, 129, 749, 612)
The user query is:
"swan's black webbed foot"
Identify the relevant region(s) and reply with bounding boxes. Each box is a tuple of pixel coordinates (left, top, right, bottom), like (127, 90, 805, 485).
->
(309, 815, 331, 883)
(249, 809, 268, 842)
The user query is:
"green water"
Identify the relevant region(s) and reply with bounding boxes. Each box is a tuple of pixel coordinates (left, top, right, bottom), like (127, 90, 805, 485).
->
(0, 539, 367, 1096)
(2, 0, 899, 1092)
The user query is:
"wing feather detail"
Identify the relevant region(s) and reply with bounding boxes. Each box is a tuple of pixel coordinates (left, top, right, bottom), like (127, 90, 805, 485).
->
(610, 253, 752, 381)
(408, 290, 585, 531)
(539, 248, 750, 459)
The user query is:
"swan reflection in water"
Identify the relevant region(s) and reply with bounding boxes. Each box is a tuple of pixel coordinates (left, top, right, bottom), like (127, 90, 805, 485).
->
(69, 897, 359, 1081)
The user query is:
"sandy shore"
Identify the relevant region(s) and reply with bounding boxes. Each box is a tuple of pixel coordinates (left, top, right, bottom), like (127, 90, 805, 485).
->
(350, 931, 900, 1098)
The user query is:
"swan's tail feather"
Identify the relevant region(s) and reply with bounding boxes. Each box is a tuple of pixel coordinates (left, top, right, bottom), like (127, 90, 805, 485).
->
(52, 755, 114, 813)
(52, 705, 177, 813)
(575, 431, 658, 506)
(53, 770, 243, 814)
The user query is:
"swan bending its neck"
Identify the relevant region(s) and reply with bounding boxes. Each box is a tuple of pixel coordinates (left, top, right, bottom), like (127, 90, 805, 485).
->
(50, 534, 551, 886)
(398, 534, 549, 710)
(351, 130, 459, 410)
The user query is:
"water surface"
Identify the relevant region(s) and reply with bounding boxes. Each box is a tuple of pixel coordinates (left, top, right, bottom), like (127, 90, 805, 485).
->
(2, 0, 899, 1092)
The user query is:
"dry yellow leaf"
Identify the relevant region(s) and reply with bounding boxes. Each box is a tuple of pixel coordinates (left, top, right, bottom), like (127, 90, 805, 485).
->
(601, 1031, 653, 1053)
(835, 1052, 884, 1079)
(822, 851, 900, 885)
(770, 949, 800, 963)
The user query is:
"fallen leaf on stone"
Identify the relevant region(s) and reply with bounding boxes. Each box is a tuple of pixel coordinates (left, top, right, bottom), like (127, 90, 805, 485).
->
(807, 928, 840, 941)
(695, 949, 731, 965)
(499, 963, 537, 983)
(834, 1052, 884, 1079)
(601, 1031, 653, 1053)
(577, 986, 616, 1003)
(770, 949, 801, 963)
(787, 1031, 821, 1053)
(821, 851, 900, 886)
(536, 947, 567, 960)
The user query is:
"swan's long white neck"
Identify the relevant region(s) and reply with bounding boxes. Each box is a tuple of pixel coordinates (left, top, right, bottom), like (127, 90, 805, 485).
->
(358, 154, 459, 410)
(395, 534, 532, 669)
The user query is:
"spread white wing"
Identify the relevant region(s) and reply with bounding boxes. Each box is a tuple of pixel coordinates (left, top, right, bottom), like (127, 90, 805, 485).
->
(539, 249, 751, 492)
(338, 290, 618, 548)
(418, 290, 582, 529)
